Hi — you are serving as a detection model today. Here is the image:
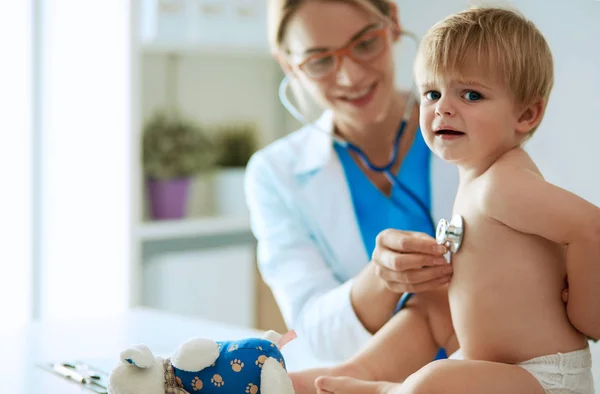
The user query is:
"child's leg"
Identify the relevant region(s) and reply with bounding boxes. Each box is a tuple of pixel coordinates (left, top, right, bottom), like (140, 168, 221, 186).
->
(315, 359, 546, 394)
(290, 289, 456, 394)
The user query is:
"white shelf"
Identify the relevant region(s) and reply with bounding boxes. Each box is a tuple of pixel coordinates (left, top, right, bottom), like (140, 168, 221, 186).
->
(137, 216, 251, 242)
(140, 42, 270, 57)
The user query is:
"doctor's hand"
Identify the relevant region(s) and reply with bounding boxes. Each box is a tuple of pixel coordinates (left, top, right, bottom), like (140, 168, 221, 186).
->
(372, 229, 453, 293)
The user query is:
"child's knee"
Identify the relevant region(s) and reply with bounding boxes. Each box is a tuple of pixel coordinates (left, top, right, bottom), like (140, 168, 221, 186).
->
(401, 360, 449, 394)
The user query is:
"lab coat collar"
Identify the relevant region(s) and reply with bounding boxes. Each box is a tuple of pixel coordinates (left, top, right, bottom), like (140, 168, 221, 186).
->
(293, 110, 336, 175)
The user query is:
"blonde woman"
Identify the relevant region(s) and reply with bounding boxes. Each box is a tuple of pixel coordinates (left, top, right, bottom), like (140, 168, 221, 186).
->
(246, 0, 457, 369)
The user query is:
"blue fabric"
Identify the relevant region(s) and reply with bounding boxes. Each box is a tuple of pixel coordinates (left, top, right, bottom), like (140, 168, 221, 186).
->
(173, 338, 286, 394)
(335, 127, 447, 361)
(334, 128, 433, 258)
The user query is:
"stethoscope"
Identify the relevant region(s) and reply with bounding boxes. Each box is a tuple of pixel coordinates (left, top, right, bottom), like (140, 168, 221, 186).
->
(278, 75, 436, 235)
(394, 214, 464, 313)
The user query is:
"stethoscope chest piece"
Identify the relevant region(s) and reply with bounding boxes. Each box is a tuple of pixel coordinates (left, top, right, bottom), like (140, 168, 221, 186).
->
(436, 214, 464, 254)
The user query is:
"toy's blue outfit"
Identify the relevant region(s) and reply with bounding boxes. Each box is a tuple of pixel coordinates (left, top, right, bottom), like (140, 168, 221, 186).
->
(173, 338, 286, 394)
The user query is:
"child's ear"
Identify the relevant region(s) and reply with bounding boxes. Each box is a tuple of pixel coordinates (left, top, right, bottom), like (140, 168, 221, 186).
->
(516, 98, 545, 134)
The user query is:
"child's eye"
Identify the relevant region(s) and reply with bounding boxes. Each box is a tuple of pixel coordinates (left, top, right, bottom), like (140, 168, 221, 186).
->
(463, 91, 482, 101)
(425, 91, 441, 100)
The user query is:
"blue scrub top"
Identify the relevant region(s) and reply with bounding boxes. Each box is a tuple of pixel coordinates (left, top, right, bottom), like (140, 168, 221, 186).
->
(334, 127, 447, 360)
(334, 127, 433, 255)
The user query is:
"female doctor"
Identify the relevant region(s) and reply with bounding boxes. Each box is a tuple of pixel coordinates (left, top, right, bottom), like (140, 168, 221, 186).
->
(244, 0, 458, 363)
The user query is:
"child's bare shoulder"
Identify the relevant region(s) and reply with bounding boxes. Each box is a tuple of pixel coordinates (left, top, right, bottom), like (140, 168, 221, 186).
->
(476, 148, 543, 210)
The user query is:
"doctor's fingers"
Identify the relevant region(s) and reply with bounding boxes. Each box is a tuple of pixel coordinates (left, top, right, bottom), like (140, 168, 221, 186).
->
(373, 248, 448, 271)
(375, 263, 453, 291)
(376, 229, 447, 256)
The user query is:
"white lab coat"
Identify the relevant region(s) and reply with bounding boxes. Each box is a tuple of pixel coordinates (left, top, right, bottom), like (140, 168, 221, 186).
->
(244, 110, 458, 362)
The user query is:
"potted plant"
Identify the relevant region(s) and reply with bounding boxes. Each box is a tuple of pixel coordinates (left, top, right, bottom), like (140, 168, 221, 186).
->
(213, 122, 258, 217)
(143, 110, 213, 220)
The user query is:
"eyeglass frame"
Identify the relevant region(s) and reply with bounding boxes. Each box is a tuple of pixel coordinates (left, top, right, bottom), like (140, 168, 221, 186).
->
(290, 25, 393, 80)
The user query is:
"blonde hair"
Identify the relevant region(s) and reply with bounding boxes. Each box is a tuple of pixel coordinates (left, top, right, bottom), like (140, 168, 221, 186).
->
(267, 0, 393, 53)
(416, 6, 554, 135)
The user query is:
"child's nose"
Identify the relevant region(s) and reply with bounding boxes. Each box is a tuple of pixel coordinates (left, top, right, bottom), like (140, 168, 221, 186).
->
(435, 96, 457, 116)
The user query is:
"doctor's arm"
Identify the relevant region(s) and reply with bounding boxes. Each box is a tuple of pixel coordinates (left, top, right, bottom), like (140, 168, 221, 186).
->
(245, 153, 401, 361)
(483, 166, 600, 340)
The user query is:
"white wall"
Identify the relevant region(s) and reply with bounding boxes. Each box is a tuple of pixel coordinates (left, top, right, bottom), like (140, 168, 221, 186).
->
(513, 1, 600, 205)
(396, 0, 600, 206)
(0, 0, 33, 332)
(38, 0, 133, 321)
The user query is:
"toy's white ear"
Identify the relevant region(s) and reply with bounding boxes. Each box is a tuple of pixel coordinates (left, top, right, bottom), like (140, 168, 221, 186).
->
(260, 357, 295, 394)
(263, 330, 282, 344)
(109, 346, 164, 394)
(171, 338, 220, 372)
(119, 344, 155, 368)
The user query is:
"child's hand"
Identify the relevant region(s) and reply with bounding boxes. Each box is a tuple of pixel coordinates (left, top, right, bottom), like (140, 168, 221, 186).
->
(561, 276, 597, 342)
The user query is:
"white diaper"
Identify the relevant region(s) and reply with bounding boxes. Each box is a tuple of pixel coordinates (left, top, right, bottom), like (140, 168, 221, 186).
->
(517, 346, 594, 394)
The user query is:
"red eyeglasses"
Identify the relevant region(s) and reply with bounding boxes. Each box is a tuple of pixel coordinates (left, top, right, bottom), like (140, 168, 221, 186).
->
(295, 26, 391, 80)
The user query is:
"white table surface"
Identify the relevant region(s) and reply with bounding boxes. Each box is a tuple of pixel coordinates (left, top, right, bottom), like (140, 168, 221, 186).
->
(0, 307, 329, 394)
(2, 307, 599, 393)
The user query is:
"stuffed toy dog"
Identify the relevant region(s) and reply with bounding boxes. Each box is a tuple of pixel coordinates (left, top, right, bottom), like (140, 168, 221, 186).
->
(108, 330, 296, 394)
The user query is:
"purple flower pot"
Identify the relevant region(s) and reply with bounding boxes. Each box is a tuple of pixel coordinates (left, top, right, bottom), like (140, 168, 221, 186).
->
(147, 177, 190, 220)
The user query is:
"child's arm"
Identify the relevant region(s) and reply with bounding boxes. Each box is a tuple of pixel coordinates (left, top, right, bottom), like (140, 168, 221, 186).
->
(482, 165, 600, 339)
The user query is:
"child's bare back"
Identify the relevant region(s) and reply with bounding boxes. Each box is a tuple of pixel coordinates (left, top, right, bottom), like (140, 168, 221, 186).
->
(449, 147, 586, 363)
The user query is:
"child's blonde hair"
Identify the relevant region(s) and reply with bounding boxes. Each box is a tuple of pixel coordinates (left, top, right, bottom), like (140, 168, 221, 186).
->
(416, 6, 554, 136)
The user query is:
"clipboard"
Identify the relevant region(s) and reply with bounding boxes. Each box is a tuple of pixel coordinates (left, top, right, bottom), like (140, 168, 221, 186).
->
(38, 360, 109, 393)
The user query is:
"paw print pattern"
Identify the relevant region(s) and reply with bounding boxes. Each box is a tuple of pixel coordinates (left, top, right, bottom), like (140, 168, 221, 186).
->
(255, 355, 267, 368)
(211, 374, 224, 387)
(279, 358, 285, 368)
(256, 346, 263, 351)
(191, 377, 203, 391)
(230, 359, 244, 372)
(246, 383, 259, 394)
(228, 344, 239, 352)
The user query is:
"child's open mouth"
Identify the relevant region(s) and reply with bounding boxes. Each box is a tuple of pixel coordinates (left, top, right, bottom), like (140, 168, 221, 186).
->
(435, 129, 465, 136)
(435, 129, 465, 140)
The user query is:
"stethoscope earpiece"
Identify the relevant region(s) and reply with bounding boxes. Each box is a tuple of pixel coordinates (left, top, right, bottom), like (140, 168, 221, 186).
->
(436, 214, 464, 254)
